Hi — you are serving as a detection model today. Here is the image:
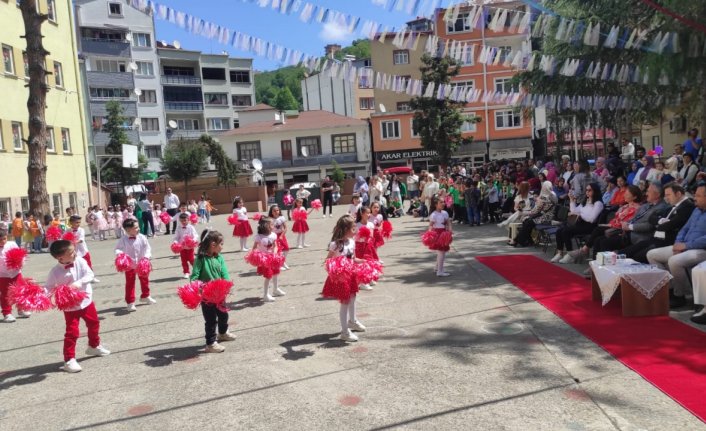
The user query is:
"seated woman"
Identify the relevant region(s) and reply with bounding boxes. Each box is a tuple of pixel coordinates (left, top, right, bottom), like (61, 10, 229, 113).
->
(553, 177, 569, 206)
(552, 183, 604, 264)
(567, 185, 643, 262)
(510, 181, 557, 247)
(498, 181, 531, 228)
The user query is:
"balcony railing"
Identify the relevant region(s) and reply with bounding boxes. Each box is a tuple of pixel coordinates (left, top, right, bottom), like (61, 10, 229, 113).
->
(167, 129, 207, 140)
(165, 102, 203, 111)
(81, 38, 131, 57)
(161, 75, 201, 85)
(256, 153, 359, 169)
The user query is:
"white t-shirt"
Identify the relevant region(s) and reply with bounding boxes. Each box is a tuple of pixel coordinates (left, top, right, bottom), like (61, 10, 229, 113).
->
(429, 210, 449, 229)
(44, 257, 94, 312)
(348, 203, 361, 217)
(254, 232, 277, 253)
(407, 175, 419, 191)
(233, 207, 248, 221)
(328, 239, 355, 258)
(273, 216, 286, 234)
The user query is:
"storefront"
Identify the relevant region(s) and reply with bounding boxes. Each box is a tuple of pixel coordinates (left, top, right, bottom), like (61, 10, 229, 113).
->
(376, 149, 439, 173)
(489, 139, 533, 161)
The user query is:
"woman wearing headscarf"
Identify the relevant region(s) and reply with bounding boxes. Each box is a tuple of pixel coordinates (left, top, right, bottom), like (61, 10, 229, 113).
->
(510, 181, 557, 247)
(353, 176, 369, 205)
(633, 156, 655, 186)
(543, 161, 558, 183)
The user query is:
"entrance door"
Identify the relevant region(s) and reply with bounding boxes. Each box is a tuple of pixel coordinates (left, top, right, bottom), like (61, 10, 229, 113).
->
(281, 140, 292, 160)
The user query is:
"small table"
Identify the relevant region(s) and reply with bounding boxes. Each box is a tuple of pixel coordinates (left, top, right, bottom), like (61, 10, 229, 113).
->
(589, 260, 672, 317)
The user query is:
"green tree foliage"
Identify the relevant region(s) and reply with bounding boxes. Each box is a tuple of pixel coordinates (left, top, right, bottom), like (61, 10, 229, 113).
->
(100, 101, 147, 191)
(410, 54, 478, 167)
(200, 134, 238, 187)
(161, 139, 208, 202)
(254, 66, 306, 109)
(330, 161, 345, 187)
(274, 86, 299, 111)
(333, 39, 371, 61)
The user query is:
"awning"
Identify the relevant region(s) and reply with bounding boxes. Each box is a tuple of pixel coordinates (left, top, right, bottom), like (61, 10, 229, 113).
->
(454, 141, 486, 156)
(489, 138, 532, 160)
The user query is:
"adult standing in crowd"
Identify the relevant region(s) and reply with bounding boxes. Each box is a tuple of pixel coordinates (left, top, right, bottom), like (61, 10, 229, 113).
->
(407, 171, 420, 201)
(320, 176, 334, 218)
(422, 174, 439, 222)
(137, 193, 155, 237)
(683, 128, 703, 163)
(353, 176, 369, 205)
(163, 187, 180, 234)
(296, 184, 311, 209)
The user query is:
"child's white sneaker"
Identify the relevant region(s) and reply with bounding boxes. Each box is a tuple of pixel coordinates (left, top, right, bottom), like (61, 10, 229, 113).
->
(86, 345, 111, 357)
(550, 252, 563, 263)
(340, 329, 358, 342)
(348, 320, 366, 332)
(140, 296, 157, 305)
(3, 314, 16, 323)
(62, 358, 82, 373)
(205, 342, 225, 353)
(283, 263, 290, 270)
(17, 310, 31, 318)
(359, 284, 373, 291)
(127, 303, 137, 312)
(183, 273, 190, 279)
(436, 272, 451, 277)
(273, 288, 286, 297)
(92, 278, 100, 283)
(263, 294, 275, 302)
(217, 332, 237, 342)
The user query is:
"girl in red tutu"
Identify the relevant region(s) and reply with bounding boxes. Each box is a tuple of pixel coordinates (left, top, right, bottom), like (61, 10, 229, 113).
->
(291, 198, 313, 248)
(355, 206, 379, 291)
(231, 197, 252, 252)
(322, 215, 366, 342)
(422, 197, 453, 277)
(268, 204, 290, 270)
(0, 228, 31, 321)
(370, 202, 386, 264)
(250, 217, 286, 302)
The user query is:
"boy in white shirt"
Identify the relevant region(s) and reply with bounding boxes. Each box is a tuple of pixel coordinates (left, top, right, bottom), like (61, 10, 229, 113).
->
(68, 215, 99, 283)
(115, 219, 155, 312)
(173, 213, 199, 278)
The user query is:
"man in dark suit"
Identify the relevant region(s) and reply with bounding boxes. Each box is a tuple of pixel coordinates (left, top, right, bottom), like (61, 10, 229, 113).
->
(619, 182, 694, 263)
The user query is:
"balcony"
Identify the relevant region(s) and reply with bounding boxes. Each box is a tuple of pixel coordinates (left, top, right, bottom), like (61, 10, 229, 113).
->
(165, 102, 204, 112)
(86, 71, 134, 89)
(258, 153, 360, 169)
(167, 129, 207, 140)
(161, 75, 201, 85)
(81, 38, 131, 57)
(91, 129, 140, 147)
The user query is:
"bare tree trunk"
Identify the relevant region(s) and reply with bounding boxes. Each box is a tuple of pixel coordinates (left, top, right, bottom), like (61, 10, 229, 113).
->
(20, 0, 50, 219)
(184, 179, 189, 203)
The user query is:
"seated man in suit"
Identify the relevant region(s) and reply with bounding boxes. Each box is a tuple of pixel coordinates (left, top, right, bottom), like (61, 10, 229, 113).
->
(647, 183, 706, 308)
(618, 182, 694, 263)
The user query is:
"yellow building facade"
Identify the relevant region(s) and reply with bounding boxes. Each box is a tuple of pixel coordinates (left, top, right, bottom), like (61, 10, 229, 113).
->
(0, 0, 90, 217)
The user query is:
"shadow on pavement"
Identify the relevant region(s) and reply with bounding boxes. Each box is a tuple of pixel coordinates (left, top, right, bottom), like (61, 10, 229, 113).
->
(280, 332, 346, 361)
(143, 345, 203, 367)
(228, 297, 265, 311)
(0, 361, 62, 390)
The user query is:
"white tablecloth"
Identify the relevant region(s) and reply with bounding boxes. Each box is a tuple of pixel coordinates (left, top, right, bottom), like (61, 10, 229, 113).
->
(589, 260, 673, 306)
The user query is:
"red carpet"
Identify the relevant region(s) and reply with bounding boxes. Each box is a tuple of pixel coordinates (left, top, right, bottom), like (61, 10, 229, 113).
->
(476, 255, 706, 422)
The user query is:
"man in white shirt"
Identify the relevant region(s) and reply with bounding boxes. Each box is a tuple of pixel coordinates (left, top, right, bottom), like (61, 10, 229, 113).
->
(163, 188, 180, 234)
(422, 174, 439, 221)
(621, 138, 635, 161)
(406, 172, 420, 200)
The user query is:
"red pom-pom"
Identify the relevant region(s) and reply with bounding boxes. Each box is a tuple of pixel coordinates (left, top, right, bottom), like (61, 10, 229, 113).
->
(381, 220, 393, 239)
(8, 278, 52, 312)
(437, 231, 453, 248)
(137, 258, 152, 277)
(252, 213, 262, 221)
(182, 235, 199, 250)
(190, 213, 198, 224)
(355, 260, 383, 285)
(159, 211, 171, 224)
(202, 279, 233, 310)
(115, 253, 134, 272)
(421, 230, 439, 248)
(52, 284, 88, 311)
(310, 199, 322, 210)
(177, 281, 203, 310)
(292, 210, 307, 221)
(170, 242, 183, 254)
(244, 249, 267, 267)
(4, 247, 28, 271)
(62, 231, 78, 244)
(325, 256, 355, 283)
(357, 226, 372, 240)
(45, 226, 62, 242)
(227, 214, 239, 225)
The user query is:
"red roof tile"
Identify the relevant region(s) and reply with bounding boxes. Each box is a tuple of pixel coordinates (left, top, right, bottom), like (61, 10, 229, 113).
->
(221, 111, 367, 137)
(240, 103, 276, 112)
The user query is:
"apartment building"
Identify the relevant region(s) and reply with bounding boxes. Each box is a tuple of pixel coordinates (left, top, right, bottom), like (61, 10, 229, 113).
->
(0, 0, 90, 216)
(301, 58, 375, 120)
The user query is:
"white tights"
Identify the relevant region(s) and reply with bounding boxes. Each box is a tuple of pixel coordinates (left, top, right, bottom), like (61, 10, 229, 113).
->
(436, 251, 446, 274)
(339, 295, 357, 332)
(263, 275, 279, 296)
(239, 237, 248, 250)
(297, 233, 306, 246)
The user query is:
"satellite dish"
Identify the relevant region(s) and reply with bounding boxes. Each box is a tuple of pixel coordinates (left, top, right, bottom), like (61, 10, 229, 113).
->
(379, 104, 387, 113)
(168, 120, 178, 129)
(252, 158, 263, 171)
(125, 33, 133, 42)
(161, 40, 167, 47)
(133, 117, 141, 126)
(173, 40, 181, 49)
(252, 172, 263, 184)
(134, 88, 142, 96)
(301, 147, 309, 157)
(129, 62, 138, 71)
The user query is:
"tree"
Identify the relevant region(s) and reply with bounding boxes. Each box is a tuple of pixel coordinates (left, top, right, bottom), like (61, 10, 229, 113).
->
(409, 54, 478, 168)
(334, 39, 371, 61)
(100, 101, 147, 191)
(20, 0, 50, 218)
(330, 161, 345, 187)
(161, 139, 208, 202)
(201, 134, 238, 194)
(274, 86, 299, 111)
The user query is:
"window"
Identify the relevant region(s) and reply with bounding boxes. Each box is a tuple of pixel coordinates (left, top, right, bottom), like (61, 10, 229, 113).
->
(229, 70, 250, 83)
(11, 122, 23, 150)
(22, 51, 28, 77)
(141, 118, 159, 132)
(61, 128, 71, 152)
(495, 110, 522, 129)
(205, 93, 228, 106)
(163, 66, 195, 76)
(297, 136, 321, 157)
(396, 101, 412, 111)
(449, 45, 475, 65)
(358, 74, 372, 88)
(47, 0, 57, 22)
(237, 141, 261, 161)
(94, 59, 126, 73)
(108, 2, 122, 16)
(381, 120, 400, 140)
(176, 119, 200, 130)
(90, 87, 131, 99)
(132, 33, 151, 48)
(0, 199, 9, 216)
(497, 46, 512, 64)
(448, 12, 471, 33)
(139, 90, 157, 104)
(207, 118, 230, 131)
(52, 194, 62, 213)
(68, 193, 78, 215)
(145, 145, 162, 159)
(359, 97, 374, 110)
(202, 67, 226, 80)
(21, 197, 29, 213)
(46, 127, 55, 152)
(393, 50, 409, 65)
(332, 134, 356, 154)
(411, 118, 420, 138)
(495, 77, 519, 94)
(135, 61, 154, 76)
(53, 61, 63, 87)
(2, 45, 14, 74)
(232, 95, 252, 107)
(460, 112, 478, 132)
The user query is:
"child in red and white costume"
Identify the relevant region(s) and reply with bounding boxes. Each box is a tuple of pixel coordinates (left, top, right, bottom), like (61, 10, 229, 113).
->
(67, 215, 99, 283)
(291, 198, 314, 248)
(423, 197, 453, 277)
(115, 219, 155, 312)
(268, 204, 290, 270)
(321, 215, 366, 342)
(174, 213, 199, 278)
(231, 197, 252, 252)
(0, 228, 31, 322)
(354, 206, 378, 291)
(45, 240, 110, 373)
(113, 204, 124, 238)
(370, 202, 387, 264)
(251, 217, 285, 302)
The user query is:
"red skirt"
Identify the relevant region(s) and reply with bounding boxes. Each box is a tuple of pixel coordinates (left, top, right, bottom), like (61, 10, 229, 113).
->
(355, 240, 378, 261)
(421, 228, 452, 252)
(276, 232, 289, 252)
(232, 219, 253, 238)
(257, 264, 281, 280)
(292, 220, 309, 233)
(321, 276, 359, 304)
(373, 228, 385, 248)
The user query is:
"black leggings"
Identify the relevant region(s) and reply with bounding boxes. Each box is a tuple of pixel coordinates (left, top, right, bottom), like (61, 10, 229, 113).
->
(201, 302, 229, 345)
(323, 192, 333, 215)
(141, 211, 155, 235)
(555, 221, 595, 251)
(166, 208, 178, 233)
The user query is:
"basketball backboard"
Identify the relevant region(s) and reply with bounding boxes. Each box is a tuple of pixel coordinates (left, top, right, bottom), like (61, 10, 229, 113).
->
(122, 144, 139, 168)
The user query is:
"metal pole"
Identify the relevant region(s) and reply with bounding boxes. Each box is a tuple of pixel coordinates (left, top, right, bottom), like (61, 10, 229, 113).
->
(573, 115, 579, 161)
(96, 152, 102, 210)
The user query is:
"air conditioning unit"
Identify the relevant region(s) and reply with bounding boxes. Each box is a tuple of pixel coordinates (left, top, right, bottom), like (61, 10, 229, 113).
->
(669, 115, 687, 133)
